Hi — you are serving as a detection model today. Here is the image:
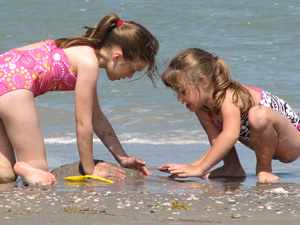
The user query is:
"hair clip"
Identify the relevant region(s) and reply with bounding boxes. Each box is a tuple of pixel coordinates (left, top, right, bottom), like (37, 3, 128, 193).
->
(116, 19, 123, 27)
(212, 52, 218, 59)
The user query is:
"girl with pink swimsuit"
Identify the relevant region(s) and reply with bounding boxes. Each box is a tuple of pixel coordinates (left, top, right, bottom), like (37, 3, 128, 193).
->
(0, 13, 159, 186)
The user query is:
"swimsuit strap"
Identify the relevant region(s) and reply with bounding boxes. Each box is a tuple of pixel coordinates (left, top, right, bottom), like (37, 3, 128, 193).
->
(243, 85, 263, 100)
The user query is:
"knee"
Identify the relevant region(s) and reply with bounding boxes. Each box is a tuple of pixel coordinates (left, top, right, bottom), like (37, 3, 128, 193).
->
(248, 106, 269, 131)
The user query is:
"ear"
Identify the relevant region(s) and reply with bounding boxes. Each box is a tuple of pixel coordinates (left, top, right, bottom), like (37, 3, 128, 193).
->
(111, 50, 123, 62)
(201, 77, 210, 89)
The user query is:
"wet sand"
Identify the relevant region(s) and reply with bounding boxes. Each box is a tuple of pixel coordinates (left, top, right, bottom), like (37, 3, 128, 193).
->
(1, 161, 300, 225)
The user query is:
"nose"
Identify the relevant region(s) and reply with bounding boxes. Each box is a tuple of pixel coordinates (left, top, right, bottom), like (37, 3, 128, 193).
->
(177, 94, 182, 102)
(127, 72, 134, 79)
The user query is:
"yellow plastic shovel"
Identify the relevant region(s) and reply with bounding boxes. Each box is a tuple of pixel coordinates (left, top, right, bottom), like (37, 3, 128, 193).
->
(64, 175, 115, 183)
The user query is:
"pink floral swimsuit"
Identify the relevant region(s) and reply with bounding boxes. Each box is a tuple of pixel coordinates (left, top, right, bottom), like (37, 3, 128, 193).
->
(0, 40, 77, 97)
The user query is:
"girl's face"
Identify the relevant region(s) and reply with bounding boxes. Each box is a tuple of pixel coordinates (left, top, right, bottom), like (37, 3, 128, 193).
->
(107, 59, 148, 81)
(101, 46, 148, 81)
(173, 77, 209, 112)
(106, 61, 148, 81)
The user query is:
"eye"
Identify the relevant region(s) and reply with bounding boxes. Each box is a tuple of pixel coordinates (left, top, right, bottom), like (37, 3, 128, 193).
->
(180, 88, 187, 95)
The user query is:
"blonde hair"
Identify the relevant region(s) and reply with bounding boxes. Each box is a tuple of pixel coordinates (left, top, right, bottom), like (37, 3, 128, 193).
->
(55, 13, 159, 84)
(162, 48, 254, 114)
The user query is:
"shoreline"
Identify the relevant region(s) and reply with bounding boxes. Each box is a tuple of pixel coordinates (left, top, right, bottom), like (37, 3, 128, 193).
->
(1, 155, 300, 225)
(1, 176, 300, 224)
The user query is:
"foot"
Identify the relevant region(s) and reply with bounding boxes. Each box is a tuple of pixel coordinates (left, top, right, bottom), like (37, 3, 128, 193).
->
(14, 162, 57, 186)
(202, 165, 246, 179)
(257, 171, 279, 183)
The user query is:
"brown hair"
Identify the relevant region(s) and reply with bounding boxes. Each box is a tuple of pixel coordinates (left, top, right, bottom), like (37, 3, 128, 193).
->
(162, 48, 254, 114)
(55, 13, 159, 84)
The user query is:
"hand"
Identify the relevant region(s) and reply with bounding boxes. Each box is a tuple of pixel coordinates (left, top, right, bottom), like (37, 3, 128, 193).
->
(119, 156, 152, 176)
(158, 163, 203, 178)
(92, 162, 126, 180)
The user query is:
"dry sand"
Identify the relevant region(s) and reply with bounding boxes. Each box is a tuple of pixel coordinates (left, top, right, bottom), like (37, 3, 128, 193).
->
(1, 160, 300, 225)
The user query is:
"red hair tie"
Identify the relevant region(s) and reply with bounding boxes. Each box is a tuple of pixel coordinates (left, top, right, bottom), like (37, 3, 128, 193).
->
(116, 19, 123, 27)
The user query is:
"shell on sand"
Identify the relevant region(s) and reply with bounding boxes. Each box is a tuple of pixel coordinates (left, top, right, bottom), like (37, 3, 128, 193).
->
(51, 159, 142, 179)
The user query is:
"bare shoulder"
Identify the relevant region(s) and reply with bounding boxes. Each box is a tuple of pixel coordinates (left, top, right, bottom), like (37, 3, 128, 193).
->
(244, 86, 262, 105)
(195, 108, 211, 122)
(64, 46, 99, 73)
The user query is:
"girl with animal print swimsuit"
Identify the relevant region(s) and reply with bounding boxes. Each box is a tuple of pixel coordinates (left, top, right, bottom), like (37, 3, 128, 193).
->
(158, 48, 300, 183)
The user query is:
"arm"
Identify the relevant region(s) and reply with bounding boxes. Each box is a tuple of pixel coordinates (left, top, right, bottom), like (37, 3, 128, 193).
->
(65, 47, 125, 180)
(159, 91, 242, 177)
(91, 90, 128, 163)
(74, 56, 127, 179)
(193, 98, 241, 167)
(190, 109, 220, 167)
(158, 109, 221, 176)
(74, 55, 151, 176)
(74, 55, 99, 175)
(91, 91, 152, 175)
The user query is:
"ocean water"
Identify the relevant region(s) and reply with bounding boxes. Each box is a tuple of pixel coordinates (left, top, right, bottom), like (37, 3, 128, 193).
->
(1, 0, 300, 189)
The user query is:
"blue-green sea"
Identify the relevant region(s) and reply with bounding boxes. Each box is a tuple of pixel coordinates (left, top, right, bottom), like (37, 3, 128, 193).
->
(1, 0, 300, 190)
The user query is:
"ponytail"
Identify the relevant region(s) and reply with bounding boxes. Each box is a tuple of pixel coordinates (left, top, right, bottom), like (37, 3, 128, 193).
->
(212, 57, 254, 114)
(55, 13, 159, 84)
(162, 48, 254, 114)
(55, 14, 120, 49)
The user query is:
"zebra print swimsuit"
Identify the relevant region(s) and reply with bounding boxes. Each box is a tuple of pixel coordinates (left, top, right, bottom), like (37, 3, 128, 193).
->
(210, 87, 300, 143)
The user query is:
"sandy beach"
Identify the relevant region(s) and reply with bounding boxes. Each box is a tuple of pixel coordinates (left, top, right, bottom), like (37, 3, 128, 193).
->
(1, 161, 300, 225)
(1, 0, 300, 224)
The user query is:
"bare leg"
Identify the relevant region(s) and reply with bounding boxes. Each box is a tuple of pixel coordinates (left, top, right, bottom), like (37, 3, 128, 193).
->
(0, 119, 17, 183)
(0, 90, 57, 185)
(248, 106, 300, 183)
(203, 147, 246, 179)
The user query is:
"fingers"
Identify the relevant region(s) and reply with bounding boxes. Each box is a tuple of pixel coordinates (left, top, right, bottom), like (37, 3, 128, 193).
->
(158, 167, 169, 172)
(122, 156, 152, 176)
(133, 160, 152, 176)
(94, 162, 126, 180)
(120, 156, 146, 168)
(158, 164, 175, 173)
(95, 160, 153, 179)
(108, 171, 126, 180)
(111, 166, 126, 176)
(137, 165, 152, 176)
(108, 166, 126, 180)
(158, 164, 188, 177)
